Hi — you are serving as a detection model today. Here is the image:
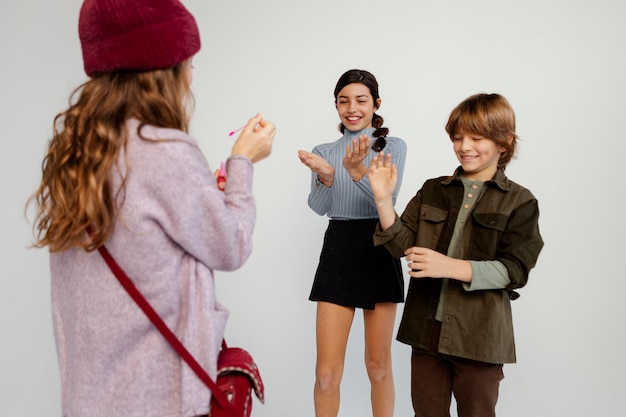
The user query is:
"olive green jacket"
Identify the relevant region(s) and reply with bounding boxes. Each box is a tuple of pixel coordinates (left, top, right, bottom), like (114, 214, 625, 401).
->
(374, 168, 543, 364)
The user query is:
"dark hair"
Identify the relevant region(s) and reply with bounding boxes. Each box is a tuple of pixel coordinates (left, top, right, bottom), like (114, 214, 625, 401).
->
(334, 69, 388, 152)
(445, 93, 518, 170)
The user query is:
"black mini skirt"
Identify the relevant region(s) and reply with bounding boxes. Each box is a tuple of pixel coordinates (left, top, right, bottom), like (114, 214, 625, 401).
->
(309, 219, 405, 310)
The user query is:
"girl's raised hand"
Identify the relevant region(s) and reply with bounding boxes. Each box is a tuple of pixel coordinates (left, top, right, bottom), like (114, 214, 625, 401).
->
(342, 134, 370, 181)
(297, 150, 336, 186)
(231, 114, 275, 164)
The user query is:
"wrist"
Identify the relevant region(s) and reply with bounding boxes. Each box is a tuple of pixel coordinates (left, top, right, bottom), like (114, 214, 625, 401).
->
(374, 196, 393, 207)
(452, 259, 473, 283)
(317, 174, 334, 187)
(348, 166, 367, 182)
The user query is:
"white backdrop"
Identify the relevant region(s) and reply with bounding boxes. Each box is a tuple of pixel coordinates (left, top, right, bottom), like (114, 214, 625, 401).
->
(2, 0, 625, 416)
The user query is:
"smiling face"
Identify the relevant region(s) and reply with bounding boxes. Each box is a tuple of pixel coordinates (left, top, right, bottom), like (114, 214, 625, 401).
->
(335, 83, 380, 132)
(453, 130, 507, 181)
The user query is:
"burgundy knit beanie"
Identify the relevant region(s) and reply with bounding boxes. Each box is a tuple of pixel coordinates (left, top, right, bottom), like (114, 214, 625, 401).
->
(79, 0, 201, 76)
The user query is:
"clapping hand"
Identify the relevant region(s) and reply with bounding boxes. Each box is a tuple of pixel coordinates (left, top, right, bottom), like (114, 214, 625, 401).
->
(342, 134, 370, 181)
(297, 150, 335, 186)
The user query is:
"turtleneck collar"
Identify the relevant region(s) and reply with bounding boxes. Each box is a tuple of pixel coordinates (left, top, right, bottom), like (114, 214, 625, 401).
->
(342, 127, 376, 141)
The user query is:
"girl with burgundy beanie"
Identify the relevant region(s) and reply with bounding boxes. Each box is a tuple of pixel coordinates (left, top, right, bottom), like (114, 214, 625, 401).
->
(28, 1, 275, 416)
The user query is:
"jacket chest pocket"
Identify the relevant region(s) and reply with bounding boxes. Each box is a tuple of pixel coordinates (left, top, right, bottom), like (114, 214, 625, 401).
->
(416, 205, 448, 249)
(470, 212, 508, 259)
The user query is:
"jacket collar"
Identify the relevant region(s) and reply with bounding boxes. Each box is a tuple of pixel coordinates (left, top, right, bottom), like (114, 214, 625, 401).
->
(442, 166, 510, 191)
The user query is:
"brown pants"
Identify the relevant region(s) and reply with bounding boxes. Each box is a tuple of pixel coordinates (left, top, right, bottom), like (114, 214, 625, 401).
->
(410, 321, 504, 417)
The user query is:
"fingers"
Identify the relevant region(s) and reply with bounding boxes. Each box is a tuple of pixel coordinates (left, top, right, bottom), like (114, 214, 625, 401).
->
(404, 246, 425, 257)
(345, 143, 352, 159)
(297, 150, 309, 165)
(405, 247, 423, 276)
(369, 151, 394, 169)
(404, 247, 435, 274)
(252, 115, 276, 143)
(358, 134, 371, 148)
(369, 154, 378, 169)
(256, 117, 275, 135)
(257, 120, 276, 138)
(242, 114, 275, 137)
(298, 151, 331, 176)
(231, 113, 275, 163)
(358, 135, 370, 153)
(356, 136, 370, 156)
(347, 137, 366, 157)
(243, 113, 262, 133)
(345, 136, 372, 158)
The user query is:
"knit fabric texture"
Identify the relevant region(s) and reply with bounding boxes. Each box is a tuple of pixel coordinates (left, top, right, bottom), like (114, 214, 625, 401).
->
(51, 119, 257, 416)
(79, 0, 201, 76)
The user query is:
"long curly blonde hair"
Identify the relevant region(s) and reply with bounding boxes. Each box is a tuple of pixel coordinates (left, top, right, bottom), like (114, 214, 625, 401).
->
(29, 61, 193, 252)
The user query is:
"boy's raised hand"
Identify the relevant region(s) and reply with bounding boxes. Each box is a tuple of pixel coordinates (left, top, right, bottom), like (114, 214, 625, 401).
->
(368, 151, 397, 200)
(368, 151, 397, 230)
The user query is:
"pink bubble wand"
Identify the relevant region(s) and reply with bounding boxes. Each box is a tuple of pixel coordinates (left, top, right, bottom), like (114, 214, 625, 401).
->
(228, 125, 246, 137)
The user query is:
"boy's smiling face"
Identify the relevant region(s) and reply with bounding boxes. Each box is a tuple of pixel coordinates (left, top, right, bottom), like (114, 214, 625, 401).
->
(453, 130, 506, 181)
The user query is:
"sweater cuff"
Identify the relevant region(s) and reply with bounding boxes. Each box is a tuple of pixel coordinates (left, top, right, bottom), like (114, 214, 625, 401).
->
(225, 155, 254, 192)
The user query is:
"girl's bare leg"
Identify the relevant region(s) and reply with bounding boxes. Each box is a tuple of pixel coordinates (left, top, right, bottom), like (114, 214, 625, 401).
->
(314, 302, 355, 417)
(364, 302, 398, 417)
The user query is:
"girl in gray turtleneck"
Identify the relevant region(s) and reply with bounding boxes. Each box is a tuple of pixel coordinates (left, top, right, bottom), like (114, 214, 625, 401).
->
(298, 69, 407, 417)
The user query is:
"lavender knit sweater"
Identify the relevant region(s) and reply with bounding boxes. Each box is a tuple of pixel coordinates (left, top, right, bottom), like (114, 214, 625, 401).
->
(50, 119, 256, 417)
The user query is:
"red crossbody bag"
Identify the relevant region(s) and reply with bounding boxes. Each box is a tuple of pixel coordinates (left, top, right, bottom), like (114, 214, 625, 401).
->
(96, 243, 264, 417)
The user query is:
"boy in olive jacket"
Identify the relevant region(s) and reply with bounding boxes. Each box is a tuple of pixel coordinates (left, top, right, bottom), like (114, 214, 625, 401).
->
(368, 93, 543, 417)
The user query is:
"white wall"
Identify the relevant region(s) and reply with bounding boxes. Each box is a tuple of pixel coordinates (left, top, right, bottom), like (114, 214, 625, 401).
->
(2, 0, 625, 416)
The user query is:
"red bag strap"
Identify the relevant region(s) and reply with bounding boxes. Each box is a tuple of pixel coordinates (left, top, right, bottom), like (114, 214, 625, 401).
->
(95, 242, 231, 410)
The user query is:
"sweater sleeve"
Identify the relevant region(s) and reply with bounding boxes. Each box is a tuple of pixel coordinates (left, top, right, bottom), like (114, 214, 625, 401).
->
(306, 147, 334, 216)
(132, 127, 256, 272)
(306, 135, 408, 219)
(464, 260, 510, 290)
